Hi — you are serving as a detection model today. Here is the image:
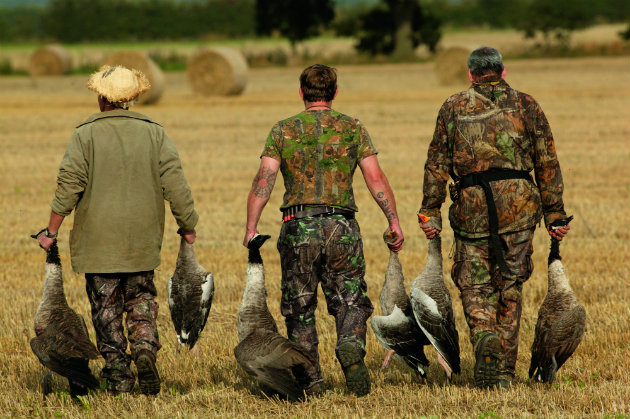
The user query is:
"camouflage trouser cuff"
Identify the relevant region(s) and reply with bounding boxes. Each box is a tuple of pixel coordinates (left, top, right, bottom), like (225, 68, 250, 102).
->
(102, 369, 135, 393)
(336, 337, 366, 358)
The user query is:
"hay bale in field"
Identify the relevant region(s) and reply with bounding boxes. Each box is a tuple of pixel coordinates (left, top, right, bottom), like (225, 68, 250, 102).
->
(29, 45, 72, 76)
(103, 51, 165, 105)
(434, 47, 471, 86)
(187, 47, 248, 96)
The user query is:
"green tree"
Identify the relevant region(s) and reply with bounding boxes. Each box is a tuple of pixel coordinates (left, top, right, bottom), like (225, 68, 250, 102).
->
(355, 0, 441, 58)
(255, 0, 335, 51)
(518, 0, 593, 48)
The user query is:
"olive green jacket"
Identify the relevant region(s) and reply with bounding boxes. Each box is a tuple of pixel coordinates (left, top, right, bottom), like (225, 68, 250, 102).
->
(51, 110, 198, 273)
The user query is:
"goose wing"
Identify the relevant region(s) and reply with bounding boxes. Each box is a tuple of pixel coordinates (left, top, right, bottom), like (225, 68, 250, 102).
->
(370, 306, 429, 375)
(30, 323, 99, 389)
(552, 304, 586, 371)
(529, 304, 586, 383)
(170, 270, 214, 348)
(169, 239, 215, 348)
(410, 287, 461, 375)
(167, 273, 183, 338)
(234, 330, 316, 400)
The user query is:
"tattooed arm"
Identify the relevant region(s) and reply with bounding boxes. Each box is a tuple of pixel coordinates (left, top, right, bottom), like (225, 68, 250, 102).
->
(358, 155, 404, 252)
(243, 156, 281, 247)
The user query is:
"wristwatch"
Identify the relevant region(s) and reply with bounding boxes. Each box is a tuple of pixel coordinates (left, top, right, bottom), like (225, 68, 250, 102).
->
(43, 228, 58, 239)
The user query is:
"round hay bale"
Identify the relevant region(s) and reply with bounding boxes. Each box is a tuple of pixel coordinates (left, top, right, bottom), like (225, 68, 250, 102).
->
(434, 47, 471, 86)
(187, 47, 248, 96)
(103, 51, 164, 105)
(29, 45, 72, 76)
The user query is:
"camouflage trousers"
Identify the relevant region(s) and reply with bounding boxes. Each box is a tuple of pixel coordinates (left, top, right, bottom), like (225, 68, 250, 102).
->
(452, 227, 535, 379)
(278, 215, 374, 383)
(85, 271, 161, 392)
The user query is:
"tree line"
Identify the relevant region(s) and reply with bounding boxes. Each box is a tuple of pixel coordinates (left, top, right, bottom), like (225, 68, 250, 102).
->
(0, 0, 628, 56)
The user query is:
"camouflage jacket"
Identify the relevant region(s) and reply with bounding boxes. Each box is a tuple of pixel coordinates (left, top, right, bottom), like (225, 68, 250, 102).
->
(421, 76, 566, 238)
(262, 109, 377, 211)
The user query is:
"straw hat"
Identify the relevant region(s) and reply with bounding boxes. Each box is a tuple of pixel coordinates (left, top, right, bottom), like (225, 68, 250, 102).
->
(87, 65, 151, 103)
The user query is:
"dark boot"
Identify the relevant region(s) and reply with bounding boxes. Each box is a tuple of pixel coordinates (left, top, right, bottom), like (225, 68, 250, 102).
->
(135, 350, 160, 395)
(474, 333, 502, 389)
(336, 342, 370, 397)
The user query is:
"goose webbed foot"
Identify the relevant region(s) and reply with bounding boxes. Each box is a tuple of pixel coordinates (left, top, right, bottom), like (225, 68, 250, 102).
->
(436, 352, 453, 381)
(381, 349, 396, 369)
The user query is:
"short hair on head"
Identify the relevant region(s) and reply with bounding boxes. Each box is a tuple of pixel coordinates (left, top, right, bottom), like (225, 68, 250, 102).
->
(100, 94, 136, 110)
(468, 46, 504, 77)
(300, 64, 337, 102)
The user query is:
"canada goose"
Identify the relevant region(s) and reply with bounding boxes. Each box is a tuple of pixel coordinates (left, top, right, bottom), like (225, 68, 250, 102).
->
(410, 234, 461, 380)
(234, 234, 319, 401)
(370, 231, 430, 376)
(530, 217, 585, 384)
(168, 236, 214, 351)
(30, 239, 100, 397)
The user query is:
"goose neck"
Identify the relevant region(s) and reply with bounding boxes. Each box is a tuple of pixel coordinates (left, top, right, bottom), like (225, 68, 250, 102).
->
(177, 238, 197, 261)
(242, 263, 267, 302)
(426, 236, 443, 268)
(548, 261, 571, 292)
(42, 263, 67, 302)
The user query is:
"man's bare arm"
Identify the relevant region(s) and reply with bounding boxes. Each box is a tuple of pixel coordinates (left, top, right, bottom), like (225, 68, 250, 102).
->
(358, 155, 404, 252)
(243, 156, 280, 247)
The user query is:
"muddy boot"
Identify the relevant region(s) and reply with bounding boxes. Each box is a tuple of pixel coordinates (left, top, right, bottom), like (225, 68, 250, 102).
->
(336, 342, 370, 397)
(135, 350, 160, 395)
(474, 333, 501, 389)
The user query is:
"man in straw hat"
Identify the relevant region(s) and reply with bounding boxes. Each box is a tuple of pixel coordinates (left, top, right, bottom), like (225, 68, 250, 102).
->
(243, 64, 404, 397)
(417, 46, 570, 388)
(35, 65, 199, 395)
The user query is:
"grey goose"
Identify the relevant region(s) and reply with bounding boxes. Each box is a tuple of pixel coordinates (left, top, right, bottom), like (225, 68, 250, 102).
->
(530, 217, 585, 384)
(234, 234, 318, 401)
(370, 231, 430, 376)
(30, 239, 100, 397)
(168, 235, 214, 351)
(410, 234, 461, 379)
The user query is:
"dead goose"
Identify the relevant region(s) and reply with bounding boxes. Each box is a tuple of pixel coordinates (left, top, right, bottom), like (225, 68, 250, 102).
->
(410, 233, 461, 380)
(370, 231, 430, 376)
(529, 217, 585, 384)
(168, 235, 214, 351)
(30, 238, 100, 397)
(234, 234, 319, 401)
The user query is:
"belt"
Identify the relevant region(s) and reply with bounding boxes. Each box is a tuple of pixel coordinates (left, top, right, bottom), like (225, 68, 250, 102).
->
(457, 169, 533, 273)
(282, 205, 355, 222)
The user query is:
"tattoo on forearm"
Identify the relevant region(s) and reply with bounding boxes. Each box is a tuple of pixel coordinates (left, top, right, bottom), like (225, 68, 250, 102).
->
(252, 166, 277, 198)
(376, 191, 397, 221)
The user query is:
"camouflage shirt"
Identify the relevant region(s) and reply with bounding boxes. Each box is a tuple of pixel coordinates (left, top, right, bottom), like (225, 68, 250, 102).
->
(262, 109, 377, 211)
(421, 77, 566, 238)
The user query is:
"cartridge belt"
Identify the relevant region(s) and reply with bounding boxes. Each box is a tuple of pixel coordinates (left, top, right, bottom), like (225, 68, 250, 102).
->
(282, 205, 355, 222)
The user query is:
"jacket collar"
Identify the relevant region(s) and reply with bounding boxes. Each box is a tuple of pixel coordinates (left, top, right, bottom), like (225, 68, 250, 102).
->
(77, 109, 161, 128)
(471, 77, 510, 99)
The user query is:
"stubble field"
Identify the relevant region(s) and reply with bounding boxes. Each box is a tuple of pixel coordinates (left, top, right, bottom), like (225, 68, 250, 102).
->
(0, 55, 628, 419)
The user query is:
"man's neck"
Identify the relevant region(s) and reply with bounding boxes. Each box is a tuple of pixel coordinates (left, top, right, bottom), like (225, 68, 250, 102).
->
(304, 100, 332, 111)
